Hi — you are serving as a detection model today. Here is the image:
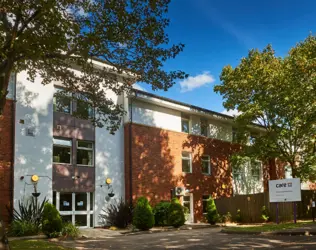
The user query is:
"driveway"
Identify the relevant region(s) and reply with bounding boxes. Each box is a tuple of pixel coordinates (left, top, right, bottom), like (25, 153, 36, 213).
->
(59, 227, 316, 249)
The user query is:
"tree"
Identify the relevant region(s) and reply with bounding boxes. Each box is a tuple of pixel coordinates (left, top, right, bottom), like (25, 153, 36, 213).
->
(0, 0, 186, 133)
(214, 35, 316, 181)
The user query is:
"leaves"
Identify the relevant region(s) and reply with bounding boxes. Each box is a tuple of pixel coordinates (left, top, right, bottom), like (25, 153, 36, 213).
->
(215, 35, 316, 181)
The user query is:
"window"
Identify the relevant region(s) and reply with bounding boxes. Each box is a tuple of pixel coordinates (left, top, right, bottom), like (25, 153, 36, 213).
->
(249, 132, 259, 145)
(200, 119, 208, 137)
(76, 99, 94, 120)
(53, 138, 72, 164)
(202, 195, 210, 214)
(181, 114, 190, 133)
(77, 141, 94, 166)
(251, 160, 261, 181)
(201, 155, 211, 175)
(53, 88, 71, 114)
(182, 152, 192, 173)
(232, 128, 238, 142)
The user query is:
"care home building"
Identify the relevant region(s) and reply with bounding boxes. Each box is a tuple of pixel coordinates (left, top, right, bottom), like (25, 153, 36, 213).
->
(0, 62, 288, 226)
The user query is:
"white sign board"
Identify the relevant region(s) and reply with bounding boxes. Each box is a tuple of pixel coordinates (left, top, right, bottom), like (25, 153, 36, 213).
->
(269, 178, 301, 203)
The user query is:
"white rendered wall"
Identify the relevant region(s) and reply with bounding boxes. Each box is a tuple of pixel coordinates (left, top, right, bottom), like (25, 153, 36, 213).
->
(209, 120, 232, 142)
(131, 100, 181, 132)
(14, 71, 54, 207)
(94, 90, 125, 227)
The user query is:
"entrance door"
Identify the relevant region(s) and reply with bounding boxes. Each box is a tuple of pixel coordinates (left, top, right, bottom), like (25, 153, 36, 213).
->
(183, 193, 194, 223)
(54, 192, 94, 228)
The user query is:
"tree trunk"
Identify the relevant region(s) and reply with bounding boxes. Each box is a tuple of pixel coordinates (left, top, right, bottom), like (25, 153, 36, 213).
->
(0, 217, 10, 250)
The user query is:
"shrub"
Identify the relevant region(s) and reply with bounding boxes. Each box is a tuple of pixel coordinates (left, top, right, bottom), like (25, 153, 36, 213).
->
(168, 198, 185, 228)
(261, 206, 270, 222)
(153, 201, 171, 226)
(222, 212, 232, 223)
(235, 209, 242, 223)
(133, 197, 155, 230)
(206, 196, 218, 225)
(9, 220, 39, 236)
(100, 198, 133, 228)
(61, 222, 80, 238)
(42, 203, 63, 237)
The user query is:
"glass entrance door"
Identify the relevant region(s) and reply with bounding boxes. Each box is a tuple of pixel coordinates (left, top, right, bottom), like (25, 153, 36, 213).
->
(54, 192, 94, 228)
(183, 193, 194, 223)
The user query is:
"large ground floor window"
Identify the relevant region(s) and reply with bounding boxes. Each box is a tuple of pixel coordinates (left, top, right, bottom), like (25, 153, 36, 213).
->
(53, 191, 94, 228)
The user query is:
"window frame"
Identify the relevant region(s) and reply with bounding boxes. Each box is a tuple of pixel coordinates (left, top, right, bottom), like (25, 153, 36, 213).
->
(75, 93, 95, 120)
(76, 140, 94, 167)
(181, 118, 189, 133)
(202, 195, 210, 214)
(251, 159, 261, 182)
(182, 151, 192, 173)
(200, 119, 208, 137)
(201, 155, 211, 175)
(53, 138, 72, 164)
(53, 87, 72, 114)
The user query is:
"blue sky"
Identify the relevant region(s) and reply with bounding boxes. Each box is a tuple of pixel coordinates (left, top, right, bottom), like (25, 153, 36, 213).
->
(135, 0, 316, 115)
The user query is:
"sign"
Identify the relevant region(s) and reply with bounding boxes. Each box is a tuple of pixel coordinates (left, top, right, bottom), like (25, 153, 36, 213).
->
(269, 178, 301, 203)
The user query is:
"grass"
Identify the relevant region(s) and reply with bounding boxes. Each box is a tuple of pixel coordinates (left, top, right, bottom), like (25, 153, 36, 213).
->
(10, 240, 73, 250)
(225, 221, 314, 232)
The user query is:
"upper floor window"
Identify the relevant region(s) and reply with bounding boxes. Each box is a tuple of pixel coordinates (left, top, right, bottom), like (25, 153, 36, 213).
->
(232, 128, 238, 143)
(181, 114, 190, 133)
(201, 155, 211, 175)
(53, 88, 71, 114)
(77, 141, 94, 167)
(182, 152, 192, 173)
(53, 138, 72, 164)
(75, 93, 94, 120)
(200, 119, 208, 137)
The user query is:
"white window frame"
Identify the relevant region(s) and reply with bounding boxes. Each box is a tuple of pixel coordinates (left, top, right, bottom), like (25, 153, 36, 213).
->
(77, 141, 94, 167)
(53, 138, 72, 164)
(201, 155, 211, 175)
(182, 152, 192, 173)
(53, 87, 72, 114)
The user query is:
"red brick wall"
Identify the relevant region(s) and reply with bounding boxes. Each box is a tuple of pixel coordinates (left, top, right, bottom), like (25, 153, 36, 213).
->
(124, 123, 241, 222)
(0, 100, 14, 225)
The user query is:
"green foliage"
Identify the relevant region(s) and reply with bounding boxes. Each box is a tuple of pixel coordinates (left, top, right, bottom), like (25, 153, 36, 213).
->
(0, 0, 187, 131)
(206, 197, 218, 225)
(153, 201, 171, 226)
(168, 198, 185, 228)
(42, 203, 63, 238)
(261, 206, 270, 223)
(100, 198, 133, 229)
(8, 220, 39, 237)
(214, 35, 316, 181)
(11, 197, 47, 231)
(61, 222, 80, 238)
(221, 212, 232, 223)
(235, 209, 242, 223)
(132, 197, 155, 230)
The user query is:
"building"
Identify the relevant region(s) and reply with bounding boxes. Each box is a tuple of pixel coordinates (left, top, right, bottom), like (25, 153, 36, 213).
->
(0, 64, 290, 226)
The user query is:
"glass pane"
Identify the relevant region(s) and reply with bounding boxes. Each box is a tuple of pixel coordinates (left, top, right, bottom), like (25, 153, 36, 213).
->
(75, 193, 87, 211)
(202, 161, 209, 174)
(60, 193, 72, 211)
(183, 202, 190, 212)
(53, 191, 56, 207)
(90, 193, 93, 211)
(90, 214, 94, 228)
(78, 141, 93, 148)
(201, 125, 207, 136)
(181, 119, 189, 133)
(202, 195, 210, 200)
(183, 196, 190, 202)
(53, 146, 71, 163)
(76, 100, 94, 119)
(54, 95, 71, 113)
(203, 201, 207, 213)
(61, 215, 72, 223)
(202, 156, 209, 161)
(182, 159, 191, 173)
(75, 215, 87, 227)
(53, 138, 72, 146)
(77, 149, 93, 166)
(182, 152, 190, 158)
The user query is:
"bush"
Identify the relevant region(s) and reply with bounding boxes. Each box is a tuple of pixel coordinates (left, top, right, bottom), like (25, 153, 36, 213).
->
(9, 220, 39, 236)
(222, 212, 232, 223)
(153, 201, 171, 226)
(100, 198, 133, 228)
(206, 196, 218, 225)
(61, 222, 80, 238)
(261, 206, 270, 222)
(235, 209, 242, 223)
(168, 198, 185, 228)
(42, 203, 63, 237)
(133, 197, 155, 230)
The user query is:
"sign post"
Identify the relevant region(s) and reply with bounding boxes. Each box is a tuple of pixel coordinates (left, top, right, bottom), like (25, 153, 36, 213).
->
(269, 178, 301, 224)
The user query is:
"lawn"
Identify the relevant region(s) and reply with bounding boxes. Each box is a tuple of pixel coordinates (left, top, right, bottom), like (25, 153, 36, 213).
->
(224, 221, 314, 232)
(10, 240, 73, 250)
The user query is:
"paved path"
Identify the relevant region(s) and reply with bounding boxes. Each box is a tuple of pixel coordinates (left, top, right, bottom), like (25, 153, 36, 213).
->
(58, 227, 316, 249)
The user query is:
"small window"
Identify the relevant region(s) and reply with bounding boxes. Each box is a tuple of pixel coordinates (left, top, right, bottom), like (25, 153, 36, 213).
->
(77, 141, 94, 166)
(200, 119, 208, 137)
(53, 88, 71, 114)
(182, 152, 192, 173)
(53, 138, 72, 164)
(232, 128, 238, 142)
(202, 195, 210, 214)
(181, 114, 190, 133)
(201, 155, 211, 175)
(249, 132, 259, 145)
(251, 160, 261, 181)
